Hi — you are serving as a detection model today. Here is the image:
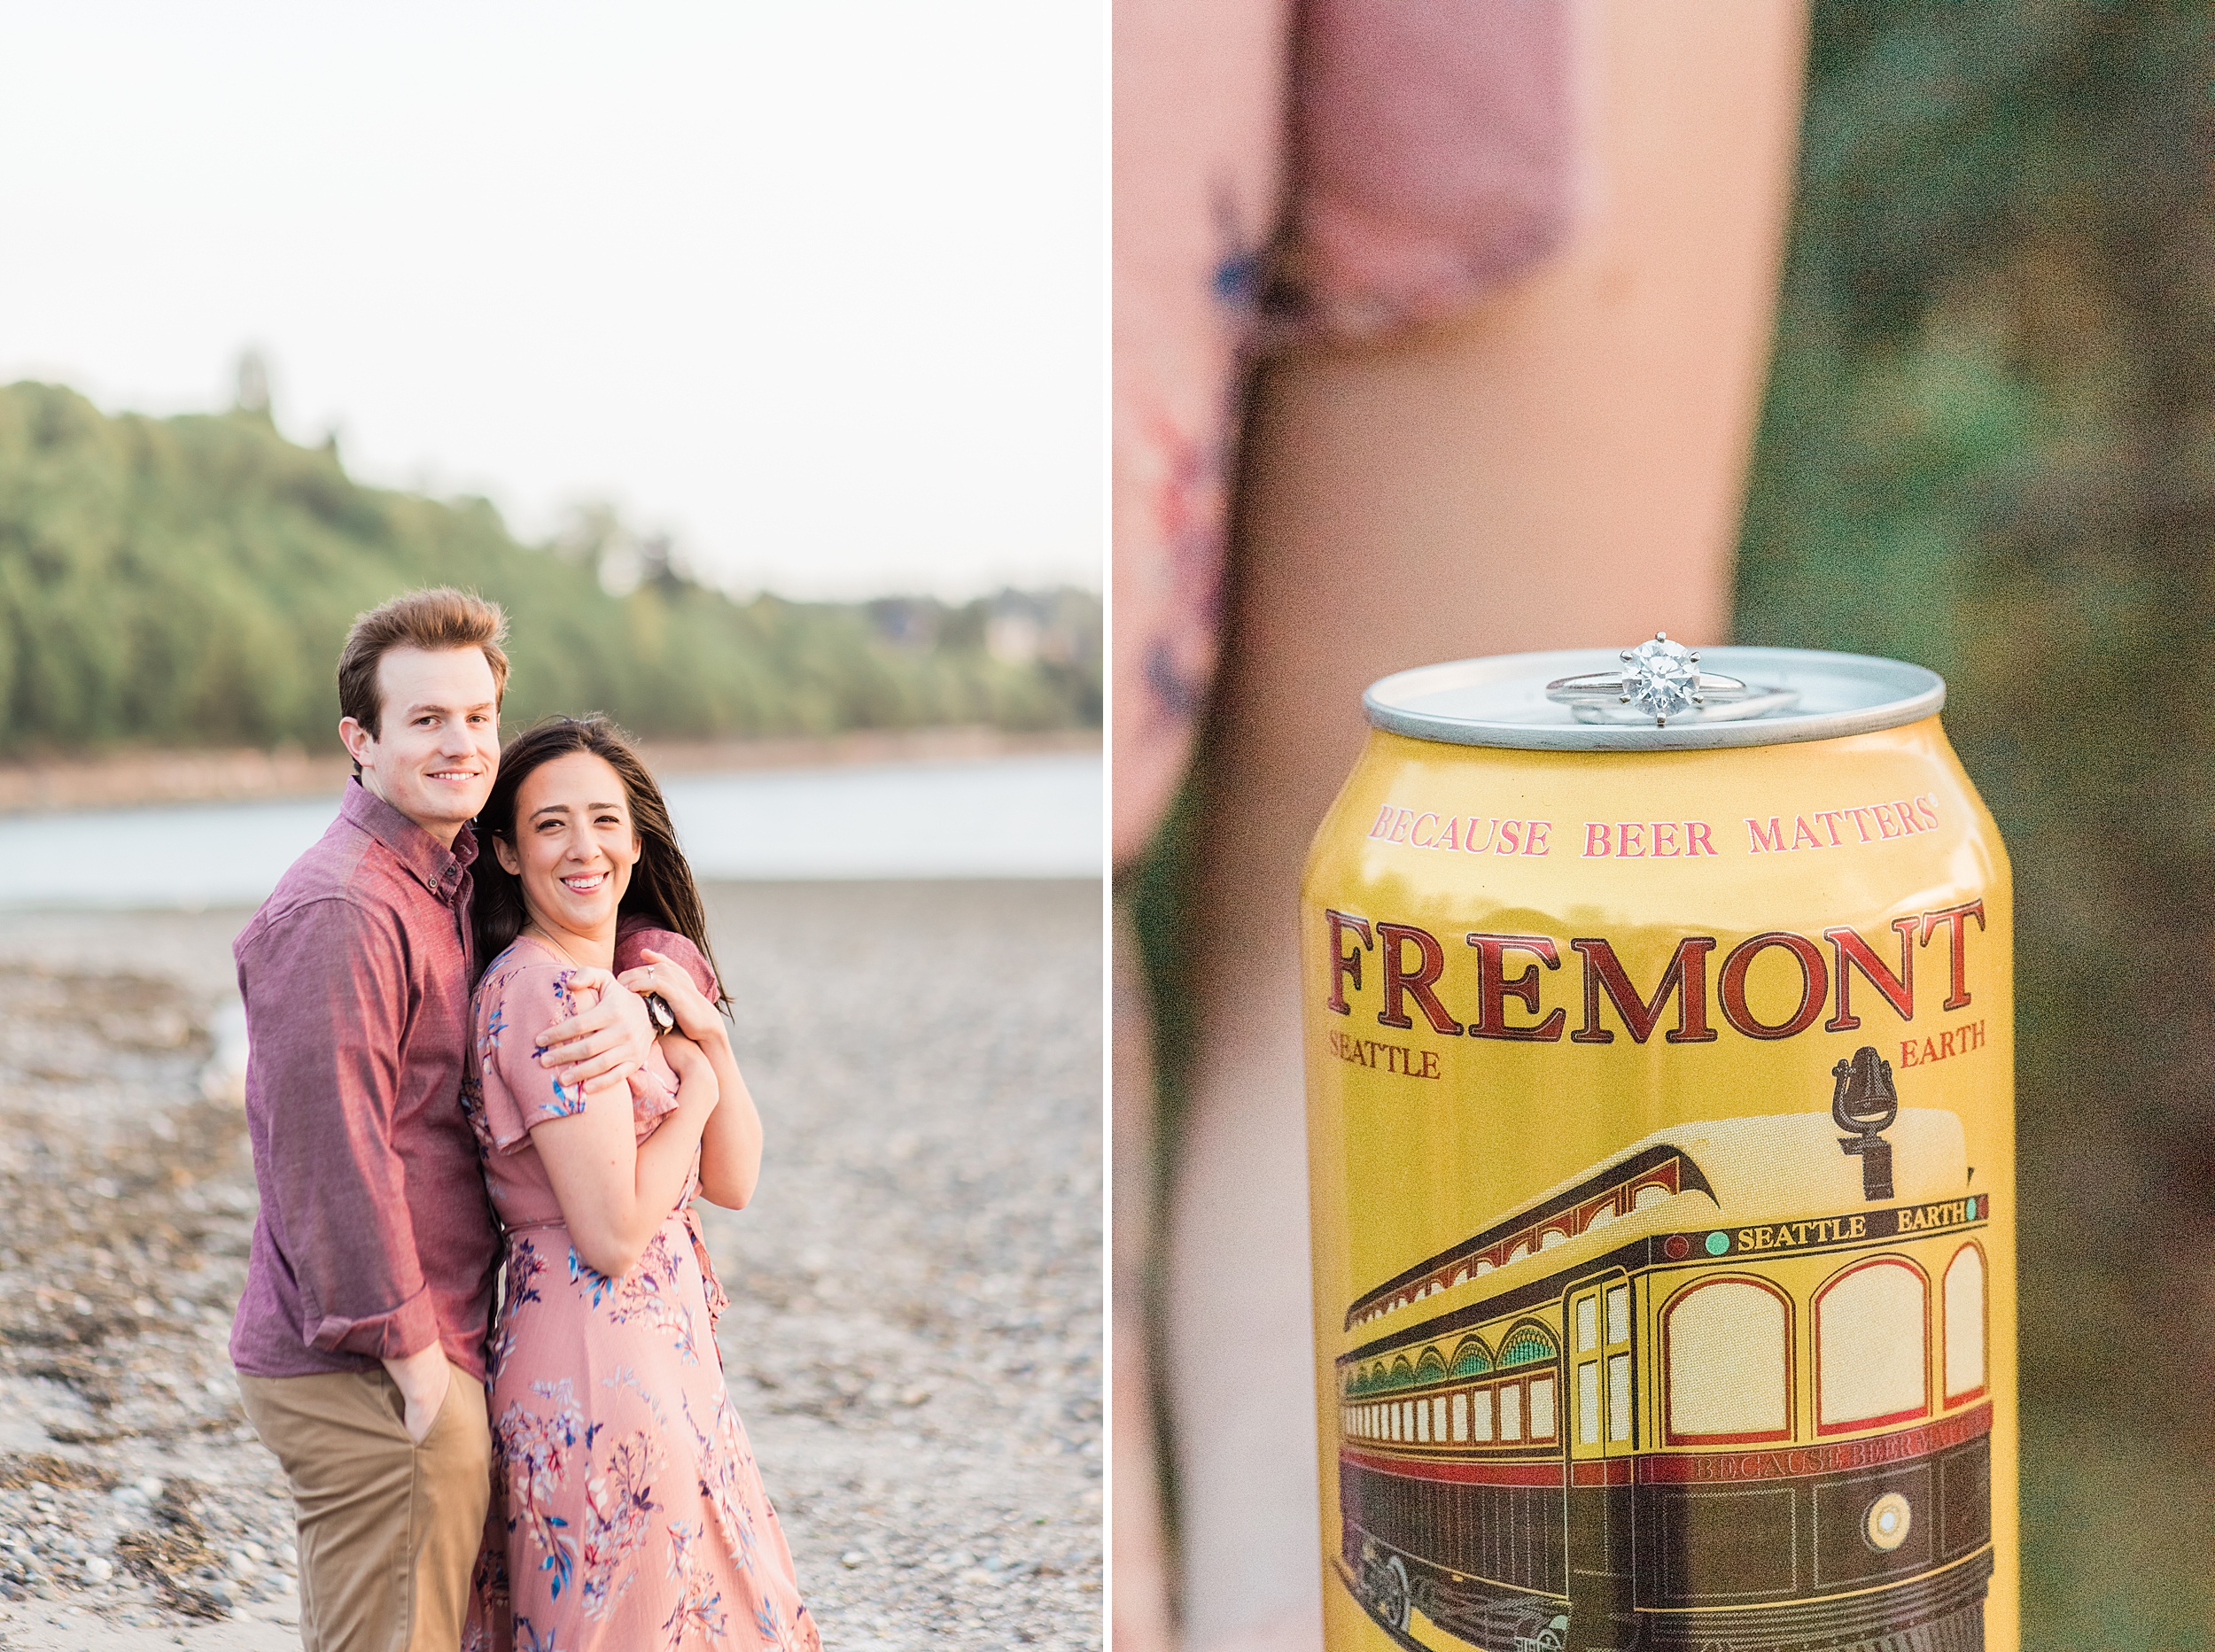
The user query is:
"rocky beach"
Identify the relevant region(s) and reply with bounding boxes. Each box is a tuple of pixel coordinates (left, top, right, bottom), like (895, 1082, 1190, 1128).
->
(0, 879, 1103, 1650)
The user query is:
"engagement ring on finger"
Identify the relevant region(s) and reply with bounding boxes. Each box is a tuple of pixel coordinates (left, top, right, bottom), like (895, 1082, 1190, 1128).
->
(1545, 632, 1798, 727)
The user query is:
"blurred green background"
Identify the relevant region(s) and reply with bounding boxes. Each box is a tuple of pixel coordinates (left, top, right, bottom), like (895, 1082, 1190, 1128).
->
(1741, 6, 2211, 1643)
(0, 382, 1101, 757)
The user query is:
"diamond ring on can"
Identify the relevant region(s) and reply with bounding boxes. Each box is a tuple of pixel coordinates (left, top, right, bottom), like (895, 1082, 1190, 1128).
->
(1545, 632, 1798, 726)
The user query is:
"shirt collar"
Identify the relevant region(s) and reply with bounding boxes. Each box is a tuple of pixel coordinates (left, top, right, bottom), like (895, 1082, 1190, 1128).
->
(341, 777, 479, 904)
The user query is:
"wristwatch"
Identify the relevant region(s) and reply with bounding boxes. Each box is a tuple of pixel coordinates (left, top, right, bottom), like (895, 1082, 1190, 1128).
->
(642, 992, 676, 1036)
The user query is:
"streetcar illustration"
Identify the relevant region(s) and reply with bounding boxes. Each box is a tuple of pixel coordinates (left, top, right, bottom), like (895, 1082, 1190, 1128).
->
(1331, 1049, 1995, 1652)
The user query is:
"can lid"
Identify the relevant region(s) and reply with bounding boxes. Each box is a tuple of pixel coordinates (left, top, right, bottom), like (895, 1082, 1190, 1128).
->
(1364, 643, 1945, 751)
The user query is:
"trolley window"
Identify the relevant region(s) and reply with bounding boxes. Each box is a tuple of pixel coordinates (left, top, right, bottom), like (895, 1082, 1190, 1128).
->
(1529, 1375, 1557, 1441)
(1816, 1258, 1929, 1431)
(1664, 1277, 1791, 1444)
(1499, 1323, 1557, 1368)
(1944, 1244, 1986, 1402)
(1607, 1353, 1632, 1443)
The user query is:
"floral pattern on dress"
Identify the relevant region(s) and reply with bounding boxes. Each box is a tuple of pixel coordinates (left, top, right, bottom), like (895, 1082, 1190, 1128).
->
(663, 1519, 729, 1648)
(510, 1617, 563, 1652)
(535, 968, 589, 1116)
(607, 1229, 703, 1367)
(568, 1246, 618, 1311)
(465, 935, 817, 1652)
(497, 1379, 587, 1604)
(579, 1429, 664, 1617)
(688, 1392, 763, 1576)
(491, 1238, 549, 1379)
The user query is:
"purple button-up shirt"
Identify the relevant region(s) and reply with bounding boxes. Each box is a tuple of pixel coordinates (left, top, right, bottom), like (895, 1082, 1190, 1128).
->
(229, 780, 498, 1381)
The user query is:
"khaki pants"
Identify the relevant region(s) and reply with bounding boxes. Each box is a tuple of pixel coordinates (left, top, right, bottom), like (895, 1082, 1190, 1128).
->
(238, 1361, 491, 1652)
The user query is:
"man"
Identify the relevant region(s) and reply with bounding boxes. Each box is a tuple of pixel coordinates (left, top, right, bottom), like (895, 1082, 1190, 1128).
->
(229, 588, 654, 1652)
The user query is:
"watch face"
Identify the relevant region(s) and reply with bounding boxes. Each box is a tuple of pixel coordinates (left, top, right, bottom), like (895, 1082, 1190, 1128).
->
(646, 992, 675, 1034)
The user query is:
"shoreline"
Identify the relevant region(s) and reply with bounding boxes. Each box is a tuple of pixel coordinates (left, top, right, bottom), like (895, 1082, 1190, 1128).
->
(0, 725, 1100, 816)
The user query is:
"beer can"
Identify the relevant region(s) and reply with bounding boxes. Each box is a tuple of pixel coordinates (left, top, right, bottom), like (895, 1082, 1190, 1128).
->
(1302, 641, 2014, 1652)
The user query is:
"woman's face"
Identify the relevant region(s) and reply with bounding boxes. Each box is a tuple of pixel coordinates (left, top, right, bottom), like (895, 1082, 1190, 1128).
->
(492, 750, 641, 939)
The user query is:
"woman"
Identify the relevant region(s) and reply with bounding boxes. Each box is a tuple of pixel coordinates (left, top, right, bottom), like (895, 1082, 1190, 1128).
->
(461, 716, 817, 1652)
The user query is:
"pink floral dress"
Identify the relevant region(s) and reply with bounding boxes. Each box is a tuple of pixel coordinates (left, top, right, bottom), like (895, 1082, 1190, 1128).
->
(461, 931, 817, 1652)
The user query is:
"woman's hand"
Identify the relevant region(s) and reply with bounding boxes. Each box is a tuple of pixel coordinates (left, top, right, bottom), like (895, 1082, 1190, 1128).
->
(618, 950, 761, 1211)
(618, 949, 725, 1044)
(661, 1034, 720, 1115)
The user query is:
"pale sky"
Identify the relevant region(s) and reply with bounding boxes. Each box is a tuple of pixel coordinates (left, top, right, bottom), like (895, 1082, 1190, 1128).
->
(0, 3, 1104, 601)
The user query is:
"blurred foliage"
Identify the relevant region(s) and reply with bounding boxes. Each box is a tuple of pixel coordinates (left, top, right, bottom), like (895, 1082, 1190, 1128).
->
(1737, 3, 2212, 1640)
(0, 382, 1100, 756)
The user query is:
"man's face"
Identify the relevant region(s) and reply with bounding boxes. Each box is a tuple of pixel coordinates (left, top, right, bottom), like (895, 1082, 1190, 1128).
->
(338, 647, 501, 844)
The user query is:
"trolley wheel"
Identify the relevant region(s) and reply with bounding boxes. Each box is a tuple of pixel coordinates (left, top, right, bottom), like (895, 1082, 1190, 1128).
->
(1367, 1555, 1411, 1633)
(1531, 1617, 1566, 1652)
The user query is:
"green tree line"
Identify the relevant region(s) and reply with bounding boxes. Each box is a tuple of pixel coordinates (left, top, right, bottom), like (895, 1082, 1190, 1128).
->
(0, 381, 1100, 756)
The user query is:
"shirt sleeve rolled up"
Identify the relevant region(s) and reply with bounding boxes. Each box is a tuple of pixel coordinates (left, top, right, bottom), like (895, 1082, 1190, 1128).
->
(239, 897, 439, 1362)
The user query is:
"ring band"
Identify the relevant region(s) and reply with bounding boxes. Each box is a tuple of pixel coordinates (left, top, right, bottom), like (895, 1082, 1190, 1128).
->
(1544, 632, 1800, 728)
(1545, 668, 1753, 697)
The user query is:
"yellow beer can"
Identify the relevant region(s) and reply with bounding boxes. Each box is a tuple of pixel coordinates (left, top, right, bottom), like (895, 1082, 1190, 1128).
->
(1302, 641, 2014, 1652)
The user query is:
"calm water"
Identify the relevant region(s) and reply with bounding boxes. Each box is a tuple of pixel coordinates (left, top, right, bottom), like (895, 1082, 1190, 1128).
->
(0, 752, 1102, 911)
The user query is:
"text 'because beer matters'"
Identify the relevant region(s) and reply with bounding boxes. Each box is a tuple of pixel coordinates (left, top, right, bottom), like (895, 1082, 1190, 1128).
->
(1362, 795, 1945, 860)
(1321, 904, 1986, 1048)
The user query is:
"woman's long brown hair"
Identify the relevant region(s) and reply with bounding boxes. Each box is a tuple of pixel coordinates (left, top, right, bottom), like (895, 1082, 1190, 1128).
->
(472, 716, 728, 1007)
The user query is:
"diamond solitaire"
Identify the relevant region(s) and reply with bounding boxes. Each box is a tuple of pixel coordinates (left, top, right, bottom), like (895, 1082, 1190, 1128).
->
(1620, 633, 1704, 723)
(1542, 633, 1785, 727)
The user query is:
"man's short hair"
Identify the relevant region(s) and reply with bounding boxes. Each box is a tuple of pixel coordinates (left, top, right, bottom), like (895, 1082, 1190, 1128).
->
(337, 587, 511, 740)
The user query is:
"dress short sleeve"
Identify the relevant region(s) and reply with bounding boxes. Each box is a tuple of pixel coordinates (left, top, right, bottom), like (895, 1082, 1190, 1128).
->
(472, 947, 680, 1155)
(1275, 0, 1583, 343)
